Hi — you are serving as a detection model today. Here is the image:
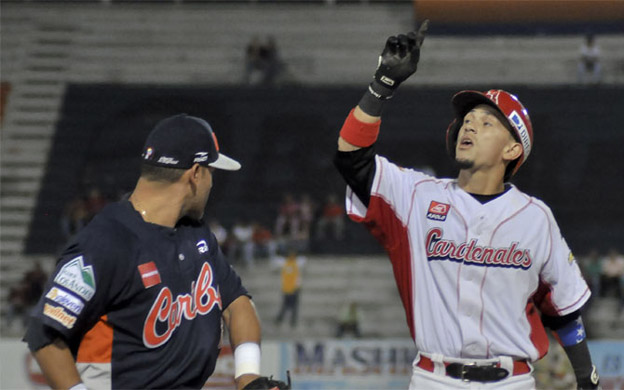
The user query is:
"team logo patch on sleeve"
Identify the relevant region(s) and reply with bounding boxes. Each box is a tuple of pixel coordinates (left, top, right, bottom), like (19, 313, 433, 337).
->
(138, 262, 161, 288)
(43, 303, 77, 329)
(54, 256, 96, 301)
(45, 287, 85, 314)
(427, 201, 450, 221)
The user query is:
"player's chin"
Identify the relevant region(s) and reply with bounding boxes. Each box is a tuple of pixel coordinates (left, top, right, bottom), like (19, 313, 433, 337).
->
(454, 157, 474, 170)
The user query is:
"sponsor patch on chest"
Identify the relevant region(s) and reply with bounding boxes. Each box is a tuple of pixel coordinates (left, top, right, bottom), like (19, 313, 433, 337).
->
(138, 261, 162, 289)
(427, 201, 450, 221)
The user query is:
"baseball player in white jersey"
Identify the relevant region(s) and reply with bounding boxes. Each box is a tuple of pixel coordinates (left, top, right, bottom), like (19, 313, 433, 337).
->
(333, 20, 601, 389)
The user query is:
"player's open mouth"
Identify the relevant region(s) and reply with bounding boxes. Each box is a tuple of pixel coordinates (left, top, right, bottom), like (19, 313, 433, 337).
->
(458, 137, 473, 148)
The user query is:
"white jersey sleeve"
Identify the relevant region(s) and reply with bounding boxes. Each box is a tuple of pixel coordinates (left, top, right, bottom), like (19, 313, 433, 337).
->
(346, 155, 433, 248)
(533, 200, 590, 316)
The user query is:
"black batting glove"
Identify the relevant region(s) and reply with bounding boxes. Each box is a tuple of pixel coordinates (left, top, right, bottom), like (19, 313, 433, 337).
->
(371, 19, 429, 99)
(359, 20, 429, 116)
(576, 365, 601, 390)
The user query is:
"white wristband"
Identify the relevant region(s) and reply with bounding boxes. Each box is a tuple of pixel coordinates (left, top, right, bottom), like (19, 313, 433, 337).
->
(234, 342, 261, 378)
(69, 383, 88, 390)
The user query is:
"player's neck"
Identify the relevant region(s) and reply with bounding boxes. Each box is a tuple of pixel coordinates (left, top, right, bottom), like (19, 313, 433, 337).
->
(129, 179, 185, 228)
(457, 169, 505, 195)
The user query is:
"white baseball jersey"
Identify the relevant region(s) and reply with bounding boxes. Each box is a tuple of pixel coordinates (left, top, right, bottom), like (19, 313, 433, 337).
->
(345, 155, 590, 362)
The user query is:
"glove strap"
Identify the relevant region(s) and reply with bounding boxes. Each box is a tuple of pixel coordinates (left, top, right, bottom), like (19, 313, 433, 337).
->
(358, 81, 394, 116)
(339, 108, 381, 147)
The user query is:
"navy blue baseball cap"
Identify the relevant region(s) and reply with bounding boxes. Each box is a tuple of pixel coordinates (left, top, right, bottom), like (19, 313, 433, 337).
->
(141, 114, 241, 171)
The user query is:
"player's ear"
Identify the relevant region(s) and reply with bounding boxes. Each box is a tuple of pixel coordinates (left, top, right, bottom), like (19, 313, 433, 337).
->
(187, 163, 202, 183)
(503, 142, 523, 163)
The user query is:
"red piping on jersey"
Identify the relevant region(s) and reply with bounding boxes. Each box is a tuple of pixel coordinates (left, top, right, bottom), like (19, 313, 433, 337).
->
(348, 161, 417, 339)
(488, 199, 532, 248)
(558, 287, 590, 313)
(77, 315, 113, 363)
(448, 204, 469, 311)
(479, 267, 491, 358)
(479, 195, 532, 357)
(525, 198, 554, 268)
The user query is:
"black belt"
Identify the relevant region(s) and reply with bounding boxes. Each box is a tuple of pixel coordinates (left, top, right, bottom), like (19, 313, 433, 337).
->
(417, 355, 531, 382)
(446, 362, 511, 382)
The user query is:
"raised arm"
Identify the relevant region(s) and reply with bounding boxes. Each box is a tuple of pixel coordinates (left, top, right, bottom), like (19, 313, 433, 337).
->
(337, 20, 429, 152)
(335, 21, 429, 206)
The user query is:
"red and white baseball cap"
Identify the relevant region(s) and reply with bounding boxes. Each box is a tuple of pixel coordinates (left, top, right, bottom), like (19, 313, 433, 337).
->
(446, 89, 533, 177)
(141, 114, 241, 171)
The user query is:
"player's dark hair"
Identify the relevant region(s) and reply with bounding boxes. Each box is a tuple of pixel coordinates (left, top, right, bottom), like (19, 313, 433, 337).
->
(140, 163, 186, 183)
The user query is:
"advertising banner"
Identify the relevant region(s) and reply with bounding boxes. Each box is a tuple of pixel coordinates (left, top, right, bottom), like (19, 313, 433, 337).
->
(2, 338, 623, 390)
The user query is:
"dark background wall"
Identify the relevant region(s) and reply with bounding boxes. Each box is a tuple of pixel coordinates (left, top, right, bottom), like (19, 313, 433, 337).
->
(25, 85, 624, 256)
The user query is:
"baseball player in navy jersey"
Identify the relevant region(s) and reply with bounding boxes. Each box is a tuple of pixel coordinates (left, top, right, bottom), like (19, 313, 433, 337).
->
(334, 20, 601, 389)
(24, 114, 289, 390)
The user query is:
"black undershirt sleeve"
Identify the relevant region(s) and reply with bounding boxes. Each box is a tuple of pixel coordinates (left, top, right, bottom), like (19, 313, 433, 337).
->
(333, 146, 377, 208)
(541, 310, 599, 389)
(564, 339, 598, 388)
(541, 309, 581, 330)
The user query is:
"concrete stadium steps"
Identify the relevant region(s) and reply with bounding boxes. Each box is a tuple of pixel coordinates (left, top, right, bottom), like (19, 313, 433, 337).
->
(236, 256, 410, 339)
(4, 4, 622, 87)
(585, 297, 624, 340)
(1, 10, 72, 291)
(1, 2, 623, 337)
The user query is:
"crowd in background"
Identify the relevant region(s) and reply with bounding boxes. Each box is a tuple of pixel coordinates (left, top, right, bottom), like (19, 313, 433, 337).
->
(3, 188, 346, 333)
(243, 35, 287, 86)
(213, 192, 345, 269)
(3, 262, 48, 332)
(579, 249, 624, 310)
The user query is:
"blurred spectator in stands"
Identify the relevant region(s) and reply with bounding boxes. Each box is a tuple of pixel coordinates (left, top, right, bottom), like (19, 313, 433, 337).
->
(275, 193, 301, 242)
(208, 218, 228, 248)
(5, 281, 29, 329)
(316, 194, 345, 241)
(600, 248, 624, 299)
(23, 261, 48, 307)
(230, 219, 255, 268)
(336, 301, 362, 338)
(60, 195, 89, 240)
(261, 35, 284, 85)
(252, 221, 277, 261)
(299, 193, 315, 243)
(243, 35, 285, 86)
(273, 251, 306, 329)
(580, 249, 603, 298)
(4, 262, 48, 331)
(244, 35, 264, 85)
(577, 33, 602, 85)
(85, 187, 109, 222)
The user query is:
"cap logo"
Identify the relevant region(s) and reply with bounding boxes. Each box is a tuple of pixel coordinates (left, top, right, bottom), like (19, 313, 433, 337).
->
(508, 111, 531, 159)
(194, 152, 209, 163)
(144, 147, 153, 160)
(486, 90, 501, 104)
(157, 156, 179, 165)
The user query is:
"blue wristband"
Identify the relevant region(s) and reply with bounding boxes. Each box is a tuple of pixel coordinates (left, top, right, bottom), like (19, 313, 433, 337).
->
(556, 317, 586, 346)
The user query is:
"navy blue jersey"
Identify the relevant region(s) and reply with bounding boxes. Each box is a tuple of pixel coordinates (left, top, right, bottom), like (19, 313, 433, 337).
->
(24, 200, 248, 389)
